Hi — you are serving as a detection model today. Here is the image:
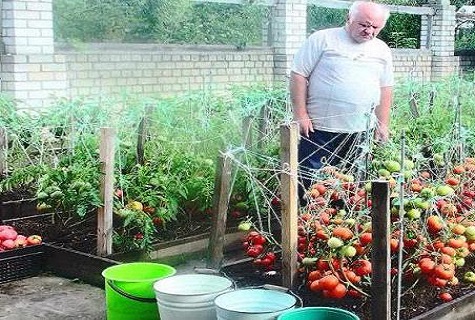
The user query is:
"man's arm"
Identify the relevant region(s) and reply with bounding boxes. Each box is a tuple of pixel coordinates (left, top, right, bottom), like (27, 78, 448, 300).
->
(290, 71, 313, 137)
(374, 85, 393, 142)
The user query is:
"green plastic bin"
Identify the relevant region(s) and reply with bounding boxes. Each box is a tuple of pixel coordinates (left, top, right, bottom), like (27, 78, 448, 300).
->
(277, 307, 360, 320)
(102, 262, 176, 320)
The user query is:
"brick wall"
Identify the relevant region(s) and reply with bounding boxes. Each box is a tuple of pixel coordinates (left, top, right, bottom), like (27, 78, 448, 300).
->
(61, 45, 434, 100)
(393, 49, 432, 82)
(1, 54, 68, 107)
(1, 43, 437, 108)
(60, 44, 275, 98)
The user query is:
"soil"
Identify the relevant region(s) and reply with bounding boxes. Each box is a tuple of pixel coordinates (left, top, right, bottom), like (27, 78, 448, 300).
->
(0, 275, 106, 320)
(5, 204, 221, 255)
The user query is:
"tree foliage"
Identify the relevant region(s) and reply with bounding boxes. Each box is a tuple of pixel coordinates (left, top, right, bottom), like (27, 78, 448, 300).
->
(54, 0, 268, 47)
(54, 0, 474, 49)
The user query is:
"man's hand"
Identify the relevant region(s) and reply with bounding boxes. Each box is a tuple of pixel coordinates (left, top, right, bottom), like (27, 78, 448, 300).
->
(296, 116, 314, 138)
(374, 125, 389, 143)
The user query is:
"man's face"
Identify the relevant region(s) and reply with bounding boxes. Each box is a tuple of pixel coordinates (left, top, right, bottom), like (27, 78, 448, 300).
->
(346, 12, 386, 43)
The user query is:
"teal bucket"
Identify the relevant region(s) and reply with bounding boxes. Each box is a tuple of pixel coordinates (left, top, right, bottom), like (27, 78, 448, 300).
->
(277, 307, 360, 320)
(102, 262, 176, 320)
(214, 287, 300, 320)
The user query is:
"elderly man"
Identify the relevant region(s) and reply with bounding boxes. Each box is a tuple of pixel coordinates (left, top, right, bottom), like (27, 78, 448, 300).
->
(290, 1, 393, 194)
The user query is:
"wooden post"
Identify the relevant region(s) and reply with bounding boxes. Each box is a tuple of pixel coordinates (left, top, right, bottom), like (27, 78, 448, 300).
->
(137, 105, 152, 165)
(280, 122, 299, 289)
(0, 128, 6, 175)
(207, 152, 233, 269)
(242, 116, 253, 149)
(257, 105, 270, 150)
(97, 127, 116, 257)
(371, 180, 391, 320)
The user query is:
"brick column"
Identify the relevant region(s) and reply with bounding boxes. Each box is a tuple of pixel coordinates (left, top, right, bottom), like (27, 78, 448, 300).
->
(1, 0, 68, 108)
(271, 0, 308, 83)
(421, 0, 459, 79)
(2, 0, 54, 54)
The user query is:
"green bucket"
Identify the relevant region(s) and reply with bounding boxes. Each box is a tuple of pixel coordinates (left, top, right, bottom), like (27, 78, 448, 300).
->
(277, 307, 360, 320)
(102, 262, 176, 320)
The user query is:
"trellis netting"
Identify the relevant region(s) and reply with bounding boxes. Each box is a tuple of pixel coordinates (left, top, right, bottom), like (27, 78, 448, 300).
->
(1, 76, 475, 318)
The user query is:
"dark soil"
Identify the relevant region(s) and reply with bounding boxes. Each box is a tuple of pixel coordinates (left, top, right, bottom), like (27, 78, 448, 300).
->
(0, 187, 222, 254)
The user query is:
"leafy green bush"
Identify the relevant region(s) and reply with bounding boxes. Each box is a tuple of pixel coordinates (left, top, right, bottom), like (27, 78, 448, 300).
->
(54, 0, 268, 47)
(0, 84, 288, 253)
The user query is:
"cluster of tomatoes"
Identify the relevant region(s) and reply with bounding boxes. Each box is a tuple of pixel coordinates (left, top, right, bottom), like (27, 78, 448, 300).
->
(241, 231, 277, 270)
(297, 208, 374, 300)
(396, 158, 475, 302)
(240, 156, 475, 303)
(0, 224, 42, 251)
(297, 157, 475, 302)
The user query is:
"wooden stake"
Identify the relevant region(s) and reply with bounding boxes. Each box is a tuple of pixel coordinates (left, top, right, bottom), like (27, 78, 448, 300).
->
(280, 122, 299, 289)
(97, 127, 116, 257)
(207, 152, 233, 269)
(137, 105, 152, 166)
(242, 116, 253, 149)
(257, 105, 270, 150)
(371, 180, 391, 320)
(0, 127, 6, 175)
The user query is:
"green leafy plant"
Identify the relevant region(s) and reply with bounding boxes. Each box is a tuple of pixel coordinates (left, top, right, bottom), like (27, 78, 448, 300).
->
(113, 207, 156, 252)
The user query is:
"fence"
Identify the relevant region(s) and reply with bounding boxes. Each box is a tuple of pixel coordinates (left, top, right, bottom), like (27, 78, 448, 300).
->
(0, 0, 472, 109)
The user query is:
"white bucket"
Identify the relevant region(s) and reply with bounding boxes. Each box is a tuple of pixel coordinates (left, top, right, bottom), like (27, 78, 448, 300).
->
(153, 274, 234, 320)
(214, 287, 299, 320)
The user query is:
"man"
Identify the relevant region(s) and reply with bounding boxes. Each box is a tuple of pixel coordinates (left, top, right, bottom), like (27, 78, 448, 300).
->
(290, 1, 393, 192)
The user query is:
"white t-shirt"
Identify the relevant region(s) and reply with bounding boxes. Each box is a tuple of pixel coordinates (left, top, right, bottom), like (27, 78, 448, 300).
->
(291, 27, 394, 133)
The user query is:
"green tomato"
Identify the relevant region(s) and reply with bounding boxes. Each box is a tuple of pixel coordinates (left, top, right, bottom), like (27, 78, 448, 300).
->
(383, 160, 401, 173)
(403, 159, 415, 170)
(341, 245, 357, 257)
(406, 208, 421, 220)
(327, 237, 344, 249)
(463, 271, 475, 283)
(455, 257, 466, 267)
(436, 185, 455, 196)
(238, 221, 252, 231)
(301, 257, 318, 266)
(420, 187, 436, 199)
(464, 226, 475, 241)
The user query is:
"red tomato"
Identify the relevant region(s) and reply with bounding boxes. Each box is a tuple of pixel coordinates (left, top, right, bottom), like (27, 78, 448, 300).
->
(427, 215, 443, 234)
(319, 274, 340, 290)
(347, 289, 363, 298)
(418, 258, 435, 274)
(26, 234, 43, 245)
(309, 280, 322, 292)
(307, 270, 323, 282)
(246, 245, 263, 258)
(332, 227, 353, 240)
(325, 283, 347, 299)
(352, 259, 372, 277)
(434, 263, 456, 280)
(439, 292, 453, 302)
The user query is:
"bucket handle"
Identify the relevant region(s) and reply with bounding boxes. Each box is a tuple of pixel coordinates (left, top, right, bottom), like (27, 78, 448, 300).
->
(194, 267, 238, 289)
(252, 284, 304, 308)
(106, 279, 157, 304)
